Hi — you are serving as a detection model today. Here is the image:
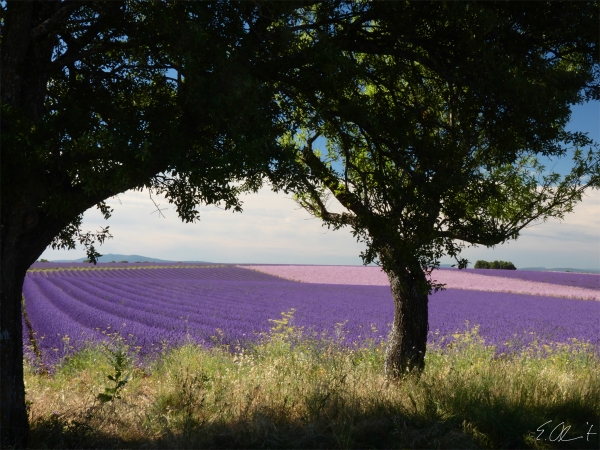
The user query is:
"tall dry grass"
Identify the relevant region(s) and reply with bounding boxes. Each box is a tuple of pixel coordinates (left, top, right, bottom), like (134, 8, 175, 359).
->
(24, 312, 599, 449)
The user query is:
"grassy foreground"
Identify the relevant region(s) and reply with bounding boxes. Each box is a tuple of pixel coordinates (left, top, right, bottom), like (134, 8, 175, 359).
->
(24, 317, 599, 449)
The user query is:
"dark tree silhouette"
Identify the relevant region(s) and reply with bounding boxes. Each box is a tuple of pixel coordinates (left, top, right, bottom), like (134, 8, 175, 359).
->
(0, 1, 371, 445)
(284, 1, 599, 377)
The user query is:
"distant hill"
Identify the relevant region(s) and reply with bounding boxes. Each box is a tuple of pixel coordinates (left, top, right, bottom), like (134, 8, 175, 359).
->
(48, 256, 599, 273)
(52, 254, 210, 263)
(519, 266, 600, 274)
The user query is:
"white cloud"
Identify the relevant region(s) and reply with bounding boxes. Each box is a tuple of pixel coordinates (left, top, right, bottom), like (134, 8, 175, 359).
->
(41, 186, 600, 270)
(441, 189, 600, 270)
(41, 187, 367, 265)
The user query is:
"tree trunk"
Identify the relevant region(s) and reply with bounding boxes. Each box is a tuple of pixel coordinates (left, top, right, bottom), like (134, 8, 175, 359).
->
(384, 263, 429, 378)
(0, 264, 29, 448)
(0, 210, 38, 447)
(0, 199, 67, 447)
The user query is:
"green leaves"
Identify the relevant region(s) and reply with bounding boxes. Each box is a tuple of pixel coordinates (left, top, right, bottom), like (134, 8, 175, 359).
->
(0, 3, 291, 246)
(97, 337, 131, 404)
(284, 1, 599, 280)
(3, 1, 598, 273)
(50, 214, 112, 265)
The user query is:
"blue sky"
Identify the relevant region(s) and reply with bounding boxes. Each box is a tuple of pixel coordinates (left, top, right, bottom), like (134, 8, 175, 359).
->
(41, 101, 600, 270)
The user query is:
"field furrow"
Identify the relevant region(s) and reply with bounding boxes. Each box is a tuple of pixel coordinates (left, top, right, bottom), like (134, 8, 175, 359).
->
(23, 265, 600, 369)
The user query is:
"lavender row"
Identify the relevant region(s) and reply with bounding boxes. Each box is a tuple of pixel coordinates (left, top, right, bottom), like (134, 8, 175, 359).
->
(22, 279, 105, 367)
(29, 261, 215, 270)
(27, 266, 285, 282)
(43, 277, 278, 336)
(25, 278, 192, 367)
(32, 277, 224, 341)
(33, 276, 350, 339)
(428, 289, 600, 350)
(23, 269, 600, 369)
(445, 268, 600, 291)
(24, 276, 393, 363)
(75, 279, 290, 320)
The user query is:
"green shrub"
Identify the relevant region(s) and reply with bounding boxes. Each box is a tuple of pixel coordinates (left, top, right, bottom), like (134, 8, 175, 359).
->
(474, 260, 516, 270)
(97, 337, 131, 404)
(39, 258, 49, 263)
(119, 260, 128, 263)
(496, 260, 516, 270)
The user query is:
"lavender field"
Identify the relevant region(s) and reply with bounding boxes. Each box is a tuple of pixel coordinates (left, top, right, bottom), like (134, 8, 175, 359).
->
(241, 265, 600, 299)
(23, 264, 600, 369)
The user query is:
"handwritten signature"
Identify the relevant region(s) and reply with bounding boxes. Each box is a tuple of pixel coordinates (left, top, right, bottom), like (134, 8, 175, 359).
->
(536, 421, 597, 442)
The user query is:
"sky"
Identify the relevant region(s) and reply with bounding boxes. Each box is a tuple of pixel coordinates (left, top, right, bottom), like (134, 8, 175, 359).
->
(41, 101, 600, 270)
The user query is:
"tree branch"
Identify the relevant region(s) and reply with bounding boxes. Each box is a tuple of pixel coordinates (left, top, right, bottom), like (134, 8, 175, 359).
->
(335, 33, 457, 85)
(31, 2, 80, 41)
(51, 40, 142, 70)
(300, 134, 370, 219)
(296, 180, 357, 229)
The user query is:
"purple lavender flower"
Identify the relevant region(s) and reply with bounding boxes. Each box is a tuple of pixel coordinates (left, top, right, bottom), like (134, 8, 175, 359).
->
(23, 266, 600, 368)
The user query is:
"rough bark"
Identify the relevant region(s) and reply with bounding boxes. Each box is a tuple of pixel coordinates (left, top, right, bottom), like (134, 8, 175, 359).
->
(0, 256, 30, 447)
(0, 204, 43, 448)
(1, 188, 78, 446)
(384, 263, 429, 378)
(1, 3, 60, 446)
(2, 1, 60, 120)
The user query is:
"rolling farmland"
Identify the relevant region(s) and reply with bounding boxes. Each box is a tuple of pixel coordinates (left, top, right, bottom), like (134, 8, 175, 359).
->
(23, 264, 600, 370)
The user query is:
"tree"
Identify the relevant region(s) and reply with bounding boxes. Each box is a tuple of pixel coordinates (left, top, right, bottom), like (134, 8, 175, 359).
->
(282, 1, 600, 377)
(0, 1, 374, 445)
(2, 1, 598, 445)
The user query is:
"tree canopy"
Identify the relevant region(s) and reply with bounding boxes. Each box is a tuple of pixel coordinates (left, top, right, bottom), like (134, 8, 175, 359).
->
(284, 1, 599, 274)
(1, 1, 372, 445)
(2, 1, 316, 263)
(280, 1, 599, 375)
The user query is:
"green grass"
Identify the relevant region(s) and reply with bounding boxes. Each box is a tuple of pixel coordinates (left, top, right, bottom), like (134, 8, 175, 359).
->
(24, 320, 600, 449)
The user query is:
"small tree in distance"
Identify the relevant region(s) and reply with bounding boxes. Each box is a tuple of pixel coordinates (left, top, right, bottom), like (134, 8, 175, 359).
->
(474, 259, 517, 270)
(474, 260, 517, 270)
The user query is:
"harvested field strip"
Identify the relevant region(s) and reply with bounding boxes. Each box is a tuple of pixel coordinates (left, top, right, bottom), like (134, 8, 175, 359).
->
(241, 265, 600, 300)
